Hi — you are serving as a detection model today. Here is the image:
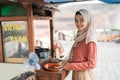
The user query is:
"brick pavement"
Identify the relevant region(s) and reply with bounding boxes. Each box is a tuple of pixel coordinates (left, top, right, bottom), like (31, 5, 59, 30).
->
(94, 42, 120, 80)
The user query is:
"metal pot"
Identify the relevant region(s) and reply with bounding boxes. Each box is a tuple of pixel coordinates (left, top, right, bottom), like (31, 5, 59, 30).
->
(35, 47, 51, 59)
(38, 52, 49, 59)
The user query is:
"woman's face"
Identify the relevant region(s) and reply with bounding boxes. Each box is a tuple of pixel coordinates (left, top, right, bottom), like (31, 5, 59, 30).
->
(75, 14, 87, 31)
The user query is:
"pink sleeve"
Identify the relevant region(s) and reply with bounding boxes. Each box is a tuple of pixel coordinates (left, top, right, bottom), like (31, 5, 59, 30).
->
(65, 42, 97, 71)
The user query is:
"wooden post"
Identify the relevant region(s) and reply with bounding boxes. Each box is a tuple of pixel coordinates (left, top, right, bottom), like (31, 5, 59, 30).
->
(0, 22, 3, 62)
(50, 20, 54, 57)
(27, 3, 35, 52)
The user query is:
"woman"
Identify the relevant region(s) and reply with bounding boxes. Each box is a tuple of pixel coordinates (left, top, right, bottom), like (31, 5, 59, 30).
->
(54, 41, 64, 59)
(64, 9, 97, 80)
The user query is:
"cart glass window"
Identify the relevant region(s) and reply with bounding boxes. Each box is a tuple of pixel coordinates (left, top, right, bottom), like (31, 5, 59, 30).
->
(34, 20, 51, 49)
(1, 21, 29, 63)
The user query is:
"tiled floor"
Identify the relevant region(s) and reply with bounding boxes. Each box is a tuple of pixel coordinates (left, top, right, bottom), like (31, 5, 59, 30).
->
(94, 42, 120, 80)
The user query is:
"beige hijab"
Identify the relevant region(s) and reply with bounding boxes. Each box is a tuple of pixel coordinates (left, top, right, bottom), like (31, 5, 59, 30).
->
(68, 9, 96, 62)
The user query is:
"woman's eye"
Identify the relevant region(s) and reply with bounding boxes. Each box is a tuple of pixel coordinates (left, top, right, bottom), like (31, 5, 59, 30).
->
(75, 19, 78, 22)
(80, 19, 84, 22)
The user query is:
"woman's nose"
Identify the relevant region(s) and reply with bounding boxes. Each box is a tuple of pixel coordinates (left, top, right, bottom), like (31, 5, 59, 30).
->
(77, 21, 81, 26)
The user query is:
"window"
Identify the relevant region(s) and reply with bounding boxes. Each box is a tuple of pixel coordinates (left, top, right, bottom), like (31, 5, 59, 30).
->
(2, 21, 29, 63)
(34, 20, 51, 49)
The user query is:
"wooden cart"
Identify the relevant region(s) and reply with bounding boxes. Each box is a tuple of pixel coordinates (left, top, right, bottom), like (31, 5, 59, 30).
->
(36, 69, 68, 80)
(0, 0, 55, 63)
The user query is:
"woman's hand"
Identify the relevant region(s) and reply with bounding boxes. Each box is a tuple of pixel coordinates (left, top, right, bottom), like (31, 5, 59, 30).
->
(62, 60, 68, 70)
(54, 42, 64, 54)
(63, 65, 67, 70)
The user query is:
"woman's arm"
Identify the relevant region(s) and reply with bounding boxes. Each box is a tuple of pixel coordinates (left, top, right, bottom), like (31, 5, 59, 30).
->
(65, 42, 97, 71)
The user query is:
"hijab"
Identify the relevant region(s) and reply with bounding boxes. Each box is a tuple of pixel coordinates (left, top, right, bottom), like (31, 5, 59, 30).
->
(68, 9, 96, 62)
